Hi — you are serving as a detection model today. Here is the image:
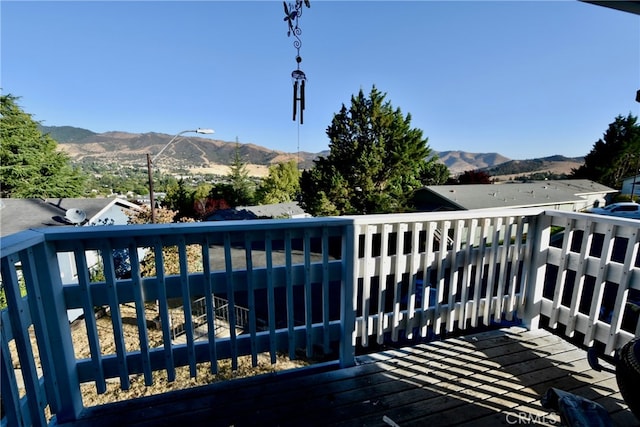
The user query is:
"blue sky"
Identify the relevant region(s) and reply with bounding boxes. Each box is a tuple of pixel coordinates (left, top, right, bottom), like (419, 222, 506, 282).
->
(2, 1, 639, 160)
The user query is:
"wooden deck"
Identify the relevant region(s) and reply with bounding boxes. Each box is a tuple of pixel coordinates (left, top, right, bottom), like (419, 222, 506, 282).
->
(61, 327, 638, 427)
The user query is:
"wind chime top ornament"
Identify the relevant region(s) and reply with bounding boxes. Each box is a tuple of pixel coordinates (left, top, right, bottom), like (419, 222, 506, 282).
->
(284, 0, 310, 124)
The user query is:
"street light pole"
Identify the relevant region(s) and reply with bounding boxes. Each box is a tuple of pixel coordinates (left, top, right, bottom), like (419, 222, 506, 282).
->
(147, 128, 215, 223)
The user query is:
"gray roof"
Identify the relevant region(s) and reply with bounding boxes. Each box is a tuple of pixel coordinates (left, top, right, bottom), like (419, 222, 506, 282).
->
(423, 180, 615, 211)
(0, 198, 139, 237)
(236, 202, 307, 218)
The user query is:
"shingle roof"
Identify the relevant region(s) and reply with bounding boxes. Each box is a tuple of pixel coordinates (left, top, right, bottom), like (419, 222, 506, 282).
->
(423, 180, 616, 211)
(0, 198, 139, 237)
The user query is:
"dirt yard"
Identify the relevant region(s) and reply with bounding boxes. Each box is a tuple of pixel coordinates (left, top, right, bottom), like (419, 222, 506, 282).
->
(11, 303, 307, 410)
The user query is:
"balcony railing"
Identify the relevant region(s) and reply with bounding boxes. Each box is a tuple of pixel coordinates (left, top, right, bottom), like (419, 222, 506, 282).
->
(1, 209, 638, 426)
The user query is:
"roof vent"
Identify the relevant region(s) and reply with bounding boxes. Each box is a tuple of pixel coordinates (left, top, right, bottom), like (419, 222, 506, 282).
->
(65, 208, 87, 225)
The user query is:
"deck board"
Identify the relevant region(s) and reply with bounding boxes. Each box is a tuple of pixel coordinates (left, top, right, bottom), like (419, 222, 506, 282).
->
(60, 327, 638, 427)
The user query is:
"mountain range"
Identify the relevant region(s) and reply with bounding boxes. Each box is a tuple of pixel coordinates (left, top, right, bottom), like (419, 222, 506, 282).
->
(41, 125, 584, 177)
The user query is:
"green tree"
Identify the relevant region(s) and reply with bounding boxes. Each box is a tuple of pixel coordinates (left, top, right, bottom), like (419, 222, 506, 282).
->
(0, 94, 87, 198)
(299, 86, 447, 216)
(571, 113, 640, 189)
(163, 178, 196, 220)
(256, 160, 301, 204)
(227, 138, 255, 206)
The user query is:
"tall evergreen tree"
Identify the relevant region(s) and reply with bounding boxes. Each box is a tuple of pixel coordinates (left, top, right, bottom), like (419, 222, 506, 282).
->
(299, 86, 448, 216)
(227, 138, 255, 206)
(0, 94, 86, 198)
(571, 113, 640, 189)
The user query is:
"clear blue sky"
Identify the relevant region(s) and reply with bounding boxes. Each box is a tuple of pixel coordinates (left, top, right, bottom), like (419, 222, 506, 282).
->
(2, 1, 639, 160)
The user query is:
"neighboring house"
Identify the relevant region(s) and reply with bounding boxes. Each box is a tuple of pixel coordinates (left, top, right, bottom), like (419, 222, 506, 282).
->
(0, 197, 141, 321)
(206, 201, 310, 221)
(413, 180, 617, 212)
(621, 174, 640, 200)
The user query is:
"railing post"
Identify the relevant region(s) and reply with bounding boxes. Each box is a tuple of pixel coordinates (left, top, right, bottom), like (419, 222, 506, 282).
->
(339, 221, 357, 368)
(522, 212, 551, 331)
(31, 240, 84, 422)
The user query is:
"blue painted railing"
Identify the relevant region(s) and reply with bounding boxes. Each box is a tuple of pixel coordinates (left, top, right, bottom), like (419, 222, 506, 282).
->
(1, 209, 639, 426)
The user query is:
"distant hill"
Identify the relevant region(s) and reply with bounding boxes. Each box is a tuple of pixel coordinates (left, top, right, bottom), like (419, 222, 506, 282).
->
(437, 151, 510, 175)
(480, 155, 584, 179)
(42, 125, 582, 178)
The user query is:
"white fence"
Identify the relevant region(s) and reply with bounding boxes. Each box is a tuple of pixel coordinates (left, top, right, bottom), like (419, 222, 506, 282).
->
(1, 209, 638, 426)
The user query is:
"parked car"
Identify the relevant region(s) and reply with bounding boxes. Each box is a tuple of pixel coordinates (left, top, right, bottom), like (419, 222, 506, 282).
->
(587, 202, 640, 220)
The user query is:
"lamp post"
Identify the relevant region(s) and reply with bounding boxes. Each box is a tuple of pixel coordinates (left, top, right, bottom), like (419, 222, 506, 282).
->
(147, 128, 215, 223)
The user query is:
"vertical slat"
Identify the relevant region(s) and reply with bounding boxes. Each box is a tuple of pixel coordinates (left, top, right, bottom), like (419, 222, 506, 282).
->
(201, 235, 218, 374)
(483, 217, 502, 326)
(471, 218, 490, 327)
(446, 219, 464, 332)
(340, 222, 357, 368)
(101, 240, 130, 389)
(494, 216, 514, 323)
(377, 224, 392, 344)
(128, 240, 153, 385)
(605, 228, 639, 354)
(27, 240, 84, 422)
(265, 232, 277, 364)
(434, 220, 450, 333)
(223, 232, 239, 370)
(584, 224, 615, 347)
(1, 315, 24, 427)
(21, 246, 64, 414)
(420, 221, 437, 337)
(1, 254, 47, 426)
(153, 238, 175, 382)
(303, 230, 313, 358)
(548, 216, 573, 328)
(73, 244, 106, 393)
(565, 220, 594, 337)
(505, 216, 526, 320)
(321, 227, 331, 353)
(407, 222, 423, 336)
(360, 225, 374, 345)
(177, 238, 197, 377)
(393, 224, 409, 338)
(244, 234, 258, 366)
(391, 223, 404, 341)
(458, 218, 477, 328)
(285, 230, 296, 360)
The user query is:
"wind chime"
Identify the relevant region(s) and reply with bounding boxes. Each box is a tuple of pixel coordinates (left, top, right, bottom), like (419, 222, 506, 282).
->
(283, 0, 310, 124)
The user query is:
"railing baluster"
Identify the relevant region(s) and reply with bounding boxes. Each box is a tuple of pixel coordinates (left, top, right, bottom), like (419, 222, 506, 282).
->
(408, 222, 423, 336)
(483, 217, 502, 326)
(177, 237, 197, 377)
(101, 240, 130, 389)
(605, 228, 639, 354)
(201, 234, 218, 374)
(1, 313, 23, 427)
(549, 216, 573, 328)
(360, 224, 374, 345)
(471, 218, 490, 328)
(153, 238, 175, 382)
(446, 219, 464, 332)
(494, 216, 514, 323)
(1, 254, 47, 426)
(129, 240, 153, 385)
(584, 224, 615, 347)
(565, 220, 594, 337)
(285, 229, 295, 360)
(420, 221, 437, 336)
(245, 233, 258, 366)
(322, 226, 331, 353)
(73, 243, 106, 393)
(223, 232, 238, 370)
(505, 216, 526, 320)
(434, 220, 450, 332)
(265, 231, 277, 364)
(391, 223, 404, 341)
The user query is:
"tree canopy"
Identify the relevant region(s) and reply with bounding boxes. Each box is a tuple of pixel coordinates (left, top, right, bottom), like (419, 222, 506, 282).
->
(571, 113, 640, 189)
(0, 94, 87, 198)
(255, 160, 301, 204)
(299, 86, 448, 216)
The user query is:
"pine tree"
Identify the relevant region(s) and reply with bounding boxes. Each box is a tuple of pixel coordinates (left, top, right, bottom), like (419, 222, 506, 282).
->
(299, 86, 448, 216)
(571, 114, 640, 189)
(0, 94, 86, 198)
(227, 138, 255, 206)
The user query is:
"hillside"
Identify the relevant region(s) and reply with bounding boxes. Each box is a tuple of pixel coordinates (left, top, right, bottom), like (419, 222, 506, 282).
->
(42, 125, 582, 178)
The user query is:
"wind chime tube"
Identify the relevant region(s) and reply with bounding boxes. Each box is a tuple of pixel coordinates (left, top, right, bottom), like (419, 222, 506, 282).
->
(300, 80, 305, 124)
(293, 80, 298, 121)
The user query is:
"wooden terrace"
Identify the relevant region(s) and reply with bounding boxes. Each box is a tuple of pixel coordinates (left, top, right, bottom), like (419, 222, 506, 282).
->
(2, 209, 639, 426)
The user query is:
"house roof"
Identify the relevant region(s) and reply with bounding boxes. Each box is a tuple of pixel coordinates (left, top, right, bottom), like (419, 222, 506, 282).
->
(0, 197, 140, 237)
(237, 202, 306, 218)
(421, 180, 616, 211)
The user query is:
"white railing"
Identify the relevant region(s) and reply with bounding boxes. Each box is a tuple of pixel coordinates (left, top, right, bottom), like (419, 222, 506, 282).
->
(1, 209, 638, 427)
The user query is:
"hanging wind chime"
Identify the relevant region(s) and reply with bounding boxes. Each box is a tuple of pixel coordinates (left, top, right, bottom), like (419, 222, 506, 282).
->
(283, 0, 310, 124)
